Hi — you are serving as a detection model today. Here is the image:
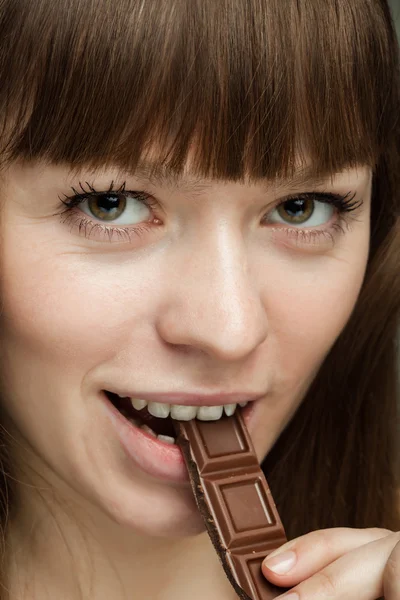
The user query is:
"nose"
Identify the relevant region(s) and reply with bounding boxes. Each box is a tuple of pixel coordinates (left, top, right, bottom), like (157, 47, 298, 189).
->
(155, 230, 269, 362)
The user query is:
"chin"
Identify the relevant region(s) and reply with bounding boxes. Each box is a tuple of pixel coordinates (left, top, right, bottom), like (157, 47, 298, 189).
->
(88, 477, 207, 539)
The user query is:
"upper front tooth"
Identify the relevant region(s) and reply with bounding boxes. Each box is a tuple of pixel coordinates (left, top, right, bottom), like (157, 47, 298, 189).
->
(131, 398, 148, 411)
(196, 405, 224, 421)
(148, 401, 170, 418)
(130, 398, 238, 422)
(224, 403, 237, 416)
(239, 401, 248, 407)
(170, 405, 198, 421)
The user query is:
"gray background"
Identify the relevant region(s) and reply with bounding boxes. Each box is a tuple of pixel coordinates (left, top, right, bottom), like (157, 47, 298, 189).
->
(390, 0, 400, 38)
(389, 0, 400, 380)
(389, 0, 400, 370)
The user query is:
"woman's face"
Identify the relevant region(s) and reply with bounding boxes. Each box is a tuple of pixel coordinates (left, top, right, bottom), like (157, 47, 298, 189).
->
(0, 157, 371, 537)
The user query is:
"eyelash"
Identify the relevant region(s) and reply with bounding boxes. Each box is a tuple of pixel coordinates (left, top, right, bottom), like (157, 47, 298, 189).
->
(58, 181, 362, 246)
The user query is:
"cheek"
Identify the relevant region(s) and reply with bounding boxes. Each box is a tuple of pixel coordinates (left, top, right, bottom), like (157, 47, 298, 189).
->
(270, 218, 369, 369)
(252, 229, 370, 454)
(0, 241, 167, 439)
(0, 250, 156, 369)
(275, 254, 367, 379)
(0, 262, 107, 368)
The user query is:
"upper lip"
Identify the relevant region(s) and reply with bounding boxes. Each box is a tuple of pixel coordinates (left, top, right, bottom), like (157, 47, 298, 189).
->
(106, 390, 265, 407)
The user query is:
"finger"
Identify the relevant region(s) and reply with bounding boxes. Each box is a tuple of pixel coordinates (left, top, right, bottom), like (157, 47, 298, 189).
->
(275, 531, 400, 600)
(383, 537, 400, 600)
(262, 527, 392, 587)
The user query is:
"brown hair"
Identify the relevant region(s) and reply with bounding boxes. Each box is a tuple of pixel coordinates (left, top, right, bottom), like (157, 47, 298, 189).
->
(0, 0, 399, 592)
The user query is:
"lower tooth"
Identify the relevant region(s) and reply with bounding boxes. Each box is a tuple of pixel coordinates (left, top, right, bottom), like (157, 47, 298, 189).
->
(140, 424, 157, 437)
(157, 434, 176, 445)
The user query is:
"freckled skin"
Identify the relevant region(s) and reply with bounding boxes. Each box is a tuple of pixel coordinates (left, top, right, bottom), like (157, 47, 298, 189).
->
(0, 160, 371, 598)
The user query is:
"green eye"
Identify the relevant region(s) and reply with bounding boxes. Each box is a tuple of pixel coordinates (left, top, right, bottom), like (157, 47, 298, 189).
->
(269, 195, 335, 228)
(87, 194, 127, 221)
(276, 198, 315, 224)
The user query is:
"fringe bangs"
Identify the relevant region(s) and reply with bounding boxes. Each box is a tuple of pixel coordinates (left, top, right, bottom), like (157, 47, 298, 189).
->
(0, 0, 397, 182)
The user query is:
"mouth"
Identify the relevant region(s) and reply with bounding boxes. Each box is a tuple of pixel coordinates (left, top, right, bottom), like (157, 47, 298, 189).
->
(104, 391, 249, 445)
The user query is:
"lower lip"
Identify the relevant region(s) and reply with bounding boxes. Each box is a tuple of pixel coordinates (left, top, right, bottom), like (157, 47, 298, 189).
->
(100, 391, 257, 484)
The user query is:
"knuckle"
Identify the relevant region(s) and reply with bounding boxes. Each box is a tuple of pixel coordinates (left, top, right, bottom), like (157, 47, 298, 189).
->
(308, 529, 332, 549)
(367, 527, 393, 537)
(312, 529, 340, 554)
(382, 530, 400, 547)
(311, 570, 337, 597)
(383, 555, 400, 583)
(383, 539, 400, 584)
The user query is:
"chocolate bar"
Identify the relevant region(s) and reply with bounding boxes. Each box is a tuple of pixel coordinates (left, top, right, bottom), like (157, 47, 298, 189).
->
(173, 411, 290, 600)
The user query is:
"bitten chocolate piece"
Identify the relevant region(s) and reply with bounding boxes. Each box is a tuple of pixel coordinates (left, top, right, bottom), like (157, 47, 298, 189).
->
(173, 411, 290, 600)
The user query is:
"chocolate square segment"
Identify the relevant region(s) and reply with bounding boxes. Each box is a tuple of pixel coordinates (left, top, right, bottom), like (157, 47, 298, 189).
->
(227, 551, 286, 600)
(203, 473, 280, 548)
(182, 417, 259, 475)
(198, 417, 248, 455)
(222, 478, 274, 530)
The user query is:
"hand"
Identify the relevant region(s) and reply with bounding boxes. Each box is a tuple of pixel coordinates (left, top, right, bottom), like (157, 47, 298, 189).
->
(261, 527, 400, 599)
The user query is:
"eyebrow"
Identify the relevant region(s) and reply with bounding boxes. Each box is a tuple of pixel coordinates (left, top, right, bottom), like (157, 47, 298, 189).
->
(126, 159, 356, 195)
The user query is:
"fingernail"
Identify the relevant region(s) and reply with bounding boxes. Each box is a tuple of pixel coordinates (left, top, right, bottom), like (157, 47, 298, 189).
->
(263, 550, 297, 574)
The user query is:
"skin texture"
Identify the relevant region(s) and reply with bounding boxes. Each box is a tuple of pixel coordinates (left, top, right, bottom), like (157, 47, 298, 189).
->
(0, 158, 372, 599)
